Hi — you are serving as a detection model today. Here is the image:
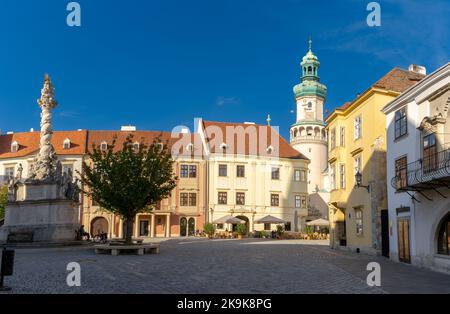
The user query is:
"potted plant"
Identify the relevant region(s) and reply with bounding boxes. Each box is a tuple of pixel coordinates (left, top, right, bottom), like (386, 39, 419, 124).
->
(203, 223, 215, 239)
(235, 223, 247, 239)
(276, 225, 285, 239)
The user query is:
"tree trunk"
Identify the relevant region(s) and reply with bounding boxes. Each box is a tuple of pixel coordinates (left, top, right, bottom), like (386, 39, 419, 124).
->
(125, 217, 134, 245)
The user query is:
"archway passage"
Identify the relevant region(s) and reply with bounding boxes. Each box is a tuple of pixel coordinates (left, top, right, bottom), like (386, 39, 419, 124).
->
(91, 217, 108, 237)
(437, 212, 450, 255)
(233, 215, 249, 234)
(180, 217, 187, 237)
(188, 218, 195, 236)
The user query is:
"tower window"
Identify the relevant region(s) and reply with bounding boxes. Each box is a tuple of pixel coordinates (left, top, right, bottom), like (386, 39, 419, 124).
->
(308, 66, 312, 74)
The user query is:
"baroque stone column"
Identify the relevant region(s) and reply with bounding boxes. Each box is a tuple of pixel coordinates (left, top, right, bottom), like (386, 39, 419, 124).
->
(27, 74, 61, 183)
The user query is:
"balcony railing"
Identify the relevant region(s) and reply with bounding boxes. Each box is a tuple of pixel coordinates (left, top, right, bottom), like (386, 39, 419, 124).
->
(391, 148, 450, 192)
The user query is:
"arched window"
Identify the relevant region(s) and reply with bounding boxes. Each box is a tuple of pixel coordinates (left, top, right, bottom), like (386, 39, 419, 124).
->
(180, 217, 187, 237)
(437, 213, 450, 255)
(308, 66, 312, 74)
(63, 138, 71, 150)
(293, 129, 298, 138)
(133, 142, 140, 152)
(188, 218, 195, 236)
(11, 141, 19, 153)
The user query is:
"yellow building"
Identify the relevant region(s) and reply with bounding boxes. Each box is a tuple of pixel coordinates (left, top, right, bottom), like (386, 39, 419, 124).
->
(326, 67, 424, 255)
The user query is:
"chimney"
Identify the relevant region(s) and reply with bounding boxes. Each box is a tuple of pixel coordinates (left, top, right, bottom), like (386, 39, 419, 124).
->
(121, 125, 137, 131)
(408, 64, 427, 75)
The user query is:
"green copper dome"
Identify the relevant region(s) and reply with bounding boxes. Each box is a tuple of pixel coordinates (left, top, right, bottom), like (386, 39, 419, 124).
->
(293, 39, 327, 99)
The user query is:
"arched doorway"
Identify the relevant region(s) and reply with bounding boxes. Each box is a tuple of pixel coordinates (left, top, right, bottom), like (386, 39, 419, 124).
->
(188, 218, 195, 236)
(180, 217, 187, 237)
(437, 212, 450, 255)
(233, 215, 249, 234)
(91, 217, 108, 237)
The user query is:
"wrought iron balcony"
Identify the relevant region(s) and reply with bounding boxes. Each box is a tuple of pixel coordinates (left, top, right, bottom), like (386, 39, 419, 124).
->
(391, 148, 450, 198)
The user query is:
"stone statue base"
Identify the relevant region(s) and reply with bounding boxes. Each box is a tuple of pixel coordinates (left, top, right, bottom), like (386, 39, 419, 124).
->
(0, 182, 80, 244)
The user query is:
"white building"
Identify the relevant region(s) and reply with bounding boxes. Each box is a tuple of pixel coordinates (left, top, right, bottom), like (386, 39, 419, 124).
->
(290, 40, 329, 220)
(197, 119, 310, 232)
(383, 63, 450, 273)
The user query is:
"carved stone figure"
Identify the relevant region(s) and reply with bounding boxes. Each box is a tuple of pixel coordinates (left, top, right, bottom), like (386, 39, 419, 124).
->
(7, 177, 16, 202)
(16, 163, 23, 180)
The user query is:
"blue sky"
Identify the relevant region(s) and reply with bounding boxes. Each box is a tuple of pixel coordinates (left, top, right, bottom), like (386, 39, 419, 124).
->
(0, 0, 449, 139)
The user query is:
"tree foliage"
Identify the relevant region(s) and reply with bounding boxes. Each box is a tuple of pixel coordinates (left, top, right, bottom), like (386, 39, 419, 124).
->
(79, 135, 177, 244)
(0, 185, 7, 220)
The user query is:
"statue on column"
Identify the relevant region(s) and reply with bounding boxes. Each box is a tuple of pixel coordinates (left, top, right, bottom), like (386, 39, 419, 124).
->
(27, 74, 62, 184)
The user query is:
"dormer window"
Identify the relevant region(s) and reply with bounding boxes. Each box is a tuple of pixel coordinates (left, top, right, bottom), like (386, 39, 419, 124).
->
(133, 142, 140, 152)
(157, 143, 164, 152)
(11, 141, 19, 153)
(100, 141, 108, 151)
(63, 138, 71, 150)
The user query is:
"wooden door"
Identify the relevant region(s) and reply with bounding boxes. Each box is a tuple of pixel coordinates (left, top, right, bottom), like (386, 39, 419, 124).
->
(397, 219, 411, 263)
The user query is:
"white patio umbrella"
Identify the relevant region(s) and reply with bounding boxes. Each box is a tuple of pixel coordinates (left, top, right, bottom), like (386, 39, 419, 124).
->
(255, 215, 286, 224)
(306, 218, 330, 227)
(213, 215, 246, 225)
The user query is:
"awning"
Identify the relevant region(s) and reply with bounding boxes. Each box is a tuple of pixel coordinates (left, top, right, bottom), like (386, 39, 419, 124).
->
(213, 215, 246, 224)
(306, 218, 330, 227)
(255, 215, 286, 224)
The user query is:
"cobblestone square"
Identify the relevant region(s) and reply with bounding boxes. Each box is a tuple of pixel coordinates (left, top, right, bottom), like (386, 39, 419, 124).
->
(1, 239, 449, 294)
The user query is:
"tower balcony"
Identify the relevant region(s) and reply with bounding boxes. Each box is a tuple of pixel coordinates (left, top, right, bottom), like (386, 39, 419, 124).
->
(291, 135, 327, 146)
(391, 148, 450, 198)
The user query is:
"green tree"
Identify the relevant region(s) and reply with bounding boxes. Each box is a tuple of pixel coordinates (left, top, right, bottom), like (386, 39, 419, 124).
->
(79, 135, 177, 244)
(0, 186, 7, 220)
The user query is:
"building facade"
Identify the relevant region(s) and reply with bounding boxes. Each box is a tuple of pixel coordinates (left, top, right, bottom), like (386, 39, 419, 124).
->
(327, 67, 425, 255)
(82, 131, 207, 239)
(198, 119, 310, 232)
(290, 40, 329, 221)
(383, 63, 450, 273)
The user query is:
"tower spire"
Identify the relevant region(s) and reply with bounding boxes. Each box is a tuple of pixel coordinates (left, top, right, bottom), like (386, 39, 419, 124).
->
(309, 36, 312, 51)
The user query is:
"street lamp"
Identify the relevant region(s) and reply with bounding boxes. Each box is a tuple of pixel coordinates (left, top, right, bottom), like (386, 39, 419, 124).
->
(355, 171, 370, 193)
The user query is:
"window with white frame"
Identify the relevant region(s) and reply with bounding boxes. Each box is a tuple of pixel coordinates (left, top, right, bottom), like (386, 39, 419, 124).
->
(354, 116, 362, 139)
(394, 107, 407, 139)
(330, 128, 336, 150)
(339, 164, 346, 189)
(295, 195, 301, 208)
(294, 169, 301, 182)
(11, 141, 19, 153)
(355, 208, 363, 235)
(4, 166, 15, 178)
(340, 127, 345, 147)
(62, 164, 74, 176)
(330, 163, 336, 190)
(63, 138, 71, 150)
(301, 170, 307, 182)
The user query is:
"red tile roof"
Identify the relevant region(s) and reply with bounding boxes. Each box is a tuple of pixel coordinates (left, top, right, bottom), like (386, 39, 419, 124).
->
(326, 67, 425, 121)
(87, 130, 204, 158)
(0, 130, 87, 159)
(202, 120, 308, 160)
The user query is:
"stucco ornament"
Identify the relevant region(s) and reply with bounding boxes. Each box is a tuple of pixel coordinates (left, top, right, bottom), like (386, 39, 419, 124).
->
(27, 74, 62, 184)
